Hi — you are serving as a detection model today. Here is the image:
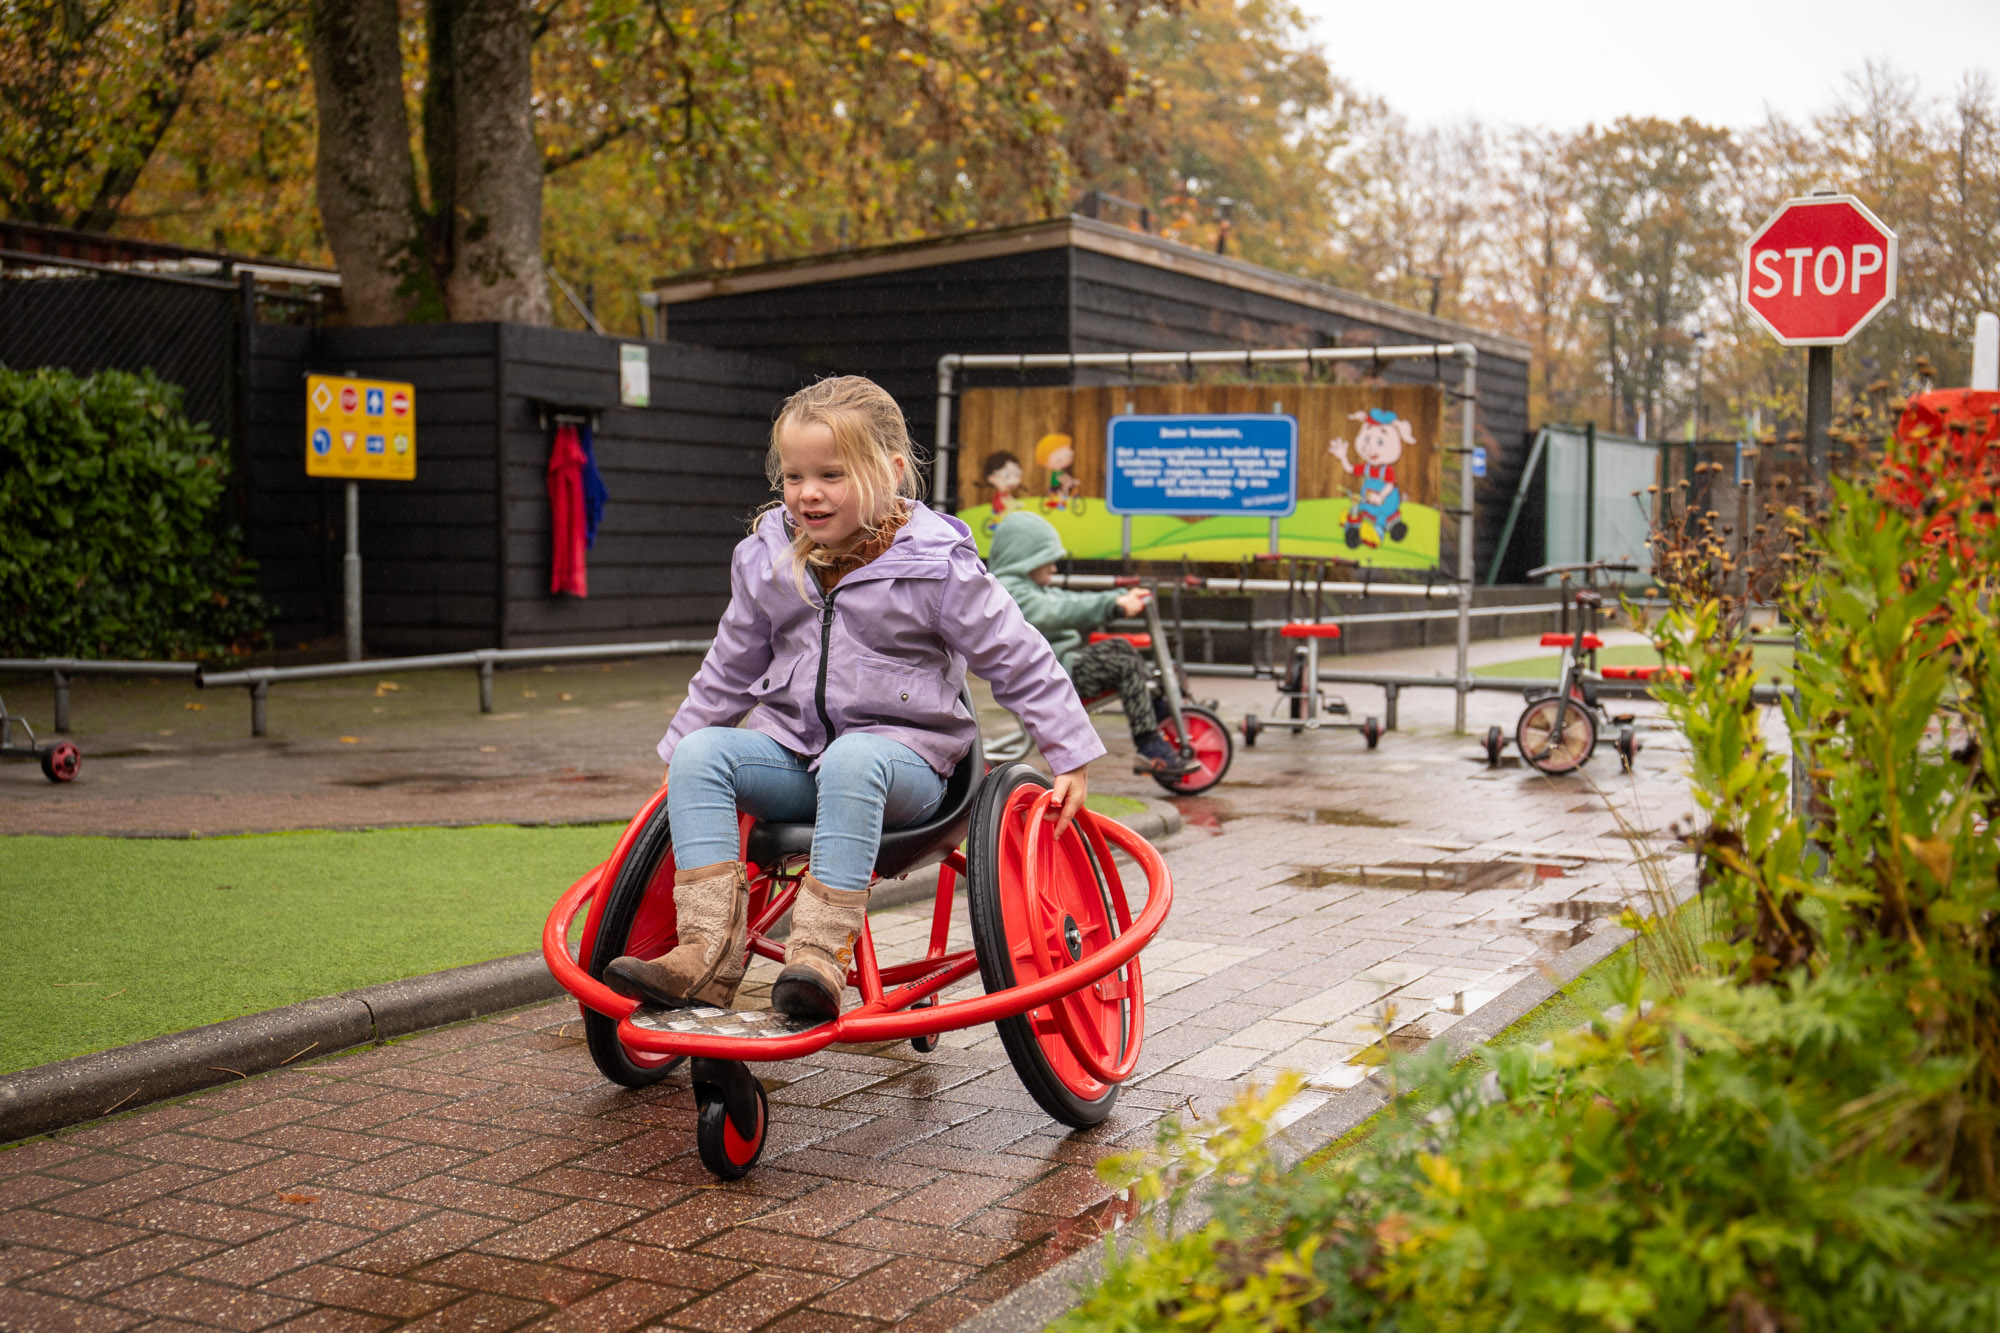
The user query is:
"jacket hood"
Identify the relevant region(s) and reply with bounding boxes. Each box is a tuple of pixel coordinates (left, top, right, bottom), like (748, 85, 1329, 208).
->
(754, 500, 972, 582)
(987, 511, 1067, 580)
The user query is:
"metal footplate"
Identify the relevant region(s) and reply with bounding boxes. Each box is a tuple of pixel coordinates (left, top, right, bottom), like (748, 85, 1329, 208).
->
(626, 1005, 829, 1041)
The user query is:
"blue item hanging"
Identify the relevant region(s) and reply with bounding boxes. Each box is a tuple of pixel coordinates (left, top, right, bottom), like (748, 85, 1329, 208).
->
(577, 422, 608, 549)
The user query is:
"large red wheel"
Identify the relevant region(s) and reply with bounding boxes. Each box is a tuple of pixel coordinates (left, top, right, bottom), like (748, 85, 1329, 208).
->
(40, 742, 80, 783)
(1153, 705, 1232, 795)
(966, 763, 1129, 1127)
(582, 802, 688, 1087)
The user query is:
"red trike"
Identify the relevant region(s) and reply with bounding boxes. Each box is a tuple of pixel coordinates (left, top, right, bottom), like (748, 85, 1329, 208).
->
(543, 738, 1173, 1180)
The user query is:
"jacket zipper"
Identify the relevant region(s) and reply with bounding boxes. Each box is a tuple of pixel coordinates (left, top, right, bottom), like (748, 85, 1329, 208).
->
(814, 586, 839, 744)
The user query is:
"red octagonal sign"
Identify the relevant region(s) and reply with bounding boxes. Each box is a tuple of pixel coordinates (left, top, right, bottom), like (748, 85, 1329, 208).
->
(1741, 194, 1898, 346)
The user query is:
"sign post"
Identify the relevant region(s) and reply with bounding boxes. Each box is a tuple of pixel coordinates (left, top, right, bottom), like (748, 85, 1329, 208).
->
(1740, 190, 1897, 503)
(306, 373, 418, 661)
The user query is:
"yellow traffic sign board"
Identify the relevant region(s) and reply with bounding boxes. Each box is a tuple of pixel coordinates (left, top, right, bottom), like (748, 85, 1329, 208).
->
(306, 374, 416, 480)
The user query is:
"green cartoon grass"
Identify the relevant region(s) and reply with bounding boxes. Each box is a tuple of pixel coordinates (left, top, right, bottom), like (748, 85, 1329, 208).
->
(960, 497, 1441, 569)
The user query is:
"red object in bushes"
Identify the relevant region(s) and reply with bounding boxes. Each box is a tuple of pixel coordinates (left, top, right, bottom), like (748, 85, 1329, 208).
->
(1883, 389, 2000, 567)
(548, 423, 589, 597)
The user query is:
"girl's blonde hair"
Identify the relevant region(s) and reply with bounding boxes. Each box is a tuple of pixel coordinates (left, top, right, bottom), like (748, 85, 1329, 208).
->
(764, 376, 922, 577)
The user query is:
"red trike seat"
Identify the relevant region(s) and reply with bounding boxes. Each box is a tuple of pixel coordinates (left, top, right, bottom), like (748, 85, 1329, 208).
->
(1599, 664, 1692, 682)
(1541, 632, 1605, 650)
(1280, 622, 1342, 639)
(1088, 631, 1153, 649)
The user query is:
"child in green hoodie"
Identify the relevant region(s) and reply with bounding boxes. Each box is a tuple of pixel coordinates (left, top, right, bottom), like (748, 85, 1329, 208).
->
(987, 511, 1200, 776)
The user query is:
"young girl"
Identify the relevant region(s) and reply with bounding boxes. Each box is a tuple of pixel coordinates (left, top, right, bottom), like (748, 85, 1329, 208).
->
(605, 377, 1104, 1023)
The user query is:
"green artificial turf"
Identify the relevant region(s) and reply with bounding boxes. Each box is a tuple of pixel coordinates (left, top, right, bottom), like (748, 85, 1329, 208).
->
(0, 824, 620, 1074)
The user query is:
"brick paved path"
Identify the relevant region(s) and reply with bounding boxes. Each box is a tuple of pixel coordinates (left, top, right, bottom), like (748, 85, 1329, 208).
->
(1, 680, 1696, 1331)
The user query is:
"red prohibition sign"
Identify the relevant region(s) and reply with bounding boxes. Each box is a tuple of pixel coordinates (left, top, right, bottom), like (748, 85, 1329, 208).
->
(1740, 194, 1898, 346)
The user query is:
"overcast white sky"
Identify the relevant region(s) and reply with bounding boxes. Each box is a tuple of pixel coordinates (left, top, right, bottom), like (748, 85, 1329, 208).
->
(1299, 0, 2000, 131)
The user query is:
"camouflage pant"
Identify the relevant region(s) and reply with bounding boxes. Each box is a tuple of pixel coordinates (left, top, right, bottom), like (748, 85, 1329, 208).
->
(1069, 639, 1157, 742)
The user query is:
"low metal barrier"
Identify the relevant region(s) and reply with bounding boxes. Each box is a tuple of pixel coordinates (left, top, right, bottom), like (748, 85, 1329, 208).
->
(0, 658, 202, 733)
(197, 640, 715, 736)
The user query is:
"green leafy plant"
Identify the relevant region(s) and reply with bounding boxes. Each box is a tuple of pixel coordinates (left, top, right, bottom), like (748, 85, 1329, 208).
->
(0, 364, 266, 659)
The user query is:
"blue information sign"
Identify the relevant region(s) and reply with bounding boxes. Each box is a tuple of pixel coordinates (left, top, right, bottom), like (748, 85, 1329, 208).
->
(1105, 415, 1298, 516)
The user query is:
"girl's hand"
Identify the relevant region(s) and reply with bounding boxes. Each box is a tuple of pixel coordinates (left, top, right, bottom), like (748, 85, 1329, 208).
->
(1049, 764, 1089, 839)
(1114, 588, 1151, 618)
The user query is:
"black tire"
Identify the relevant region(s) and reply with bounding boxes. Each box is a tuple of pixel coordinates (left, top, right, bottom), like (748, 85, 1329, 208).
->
(910, 996, 938, 1054)
(1618, 726, 1638, 772)
(40, 742, 80, 783)
(1153, 704, 1232, 796)
(1361, 717, 1382, 750)
(1283, 648, 1308, 721)
(1515, 693, 1597, 775)
(1388, 520, 1409, 542)
(965, 763, 1121, 1128)
(583, 801, 688, 1088)
(695, 1077, 767, 1179)
(1343, 525, 1361, 549)
(1483, 725, 1503, 767)
(1241, 713, 1262, 748)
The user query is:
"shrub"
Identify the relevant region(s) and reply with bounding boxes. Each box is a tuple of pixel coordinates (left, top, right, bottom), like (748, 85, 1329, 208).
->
(1066, 462, 2000, 1329)
(0, 364, 266, 659)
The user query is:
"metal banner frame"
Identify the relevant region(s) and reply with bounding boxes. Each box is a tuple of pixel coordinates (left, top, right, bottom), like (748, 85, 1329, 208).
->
(933, 343, 1482, 730)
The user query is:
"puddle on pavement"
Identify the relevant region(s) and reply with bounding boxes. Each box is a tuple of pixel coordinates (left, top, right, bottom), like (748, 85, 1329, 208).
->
(1283, 859, 1564, 893)
(1298, 807, 1402, 827)
(337, 772, 494, 789)
(1171, 796, 1233, 832)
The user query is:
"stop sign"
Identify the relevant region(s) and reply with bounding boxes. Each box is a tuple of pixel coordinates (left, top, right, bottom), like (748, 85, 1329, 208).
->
(1741, 194, 1897, 345)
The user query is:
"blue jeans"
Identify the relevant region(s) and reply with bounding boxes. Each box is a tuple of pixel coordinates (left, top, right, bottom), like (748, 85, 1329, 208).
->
(666, 728, 947, 892)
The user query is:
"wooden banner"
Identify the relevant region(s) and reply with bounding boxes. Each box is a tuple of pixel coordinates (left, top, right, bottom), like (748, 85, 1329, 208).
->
(956, 383, 1445, 567)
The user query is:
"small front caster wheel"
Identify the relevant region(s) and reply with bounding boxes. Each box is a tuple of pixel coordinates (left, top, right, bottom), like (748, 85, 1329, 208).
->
(1240, 714, 1262, 749)
(1483, 725, 1504, 767)
(910, 996, 938, 1054)
(1617, 726, 1639, 773)
(693, 1058, 768, 1180)
(1361, 717, 1383, 750)
(40, 742, 80, 783)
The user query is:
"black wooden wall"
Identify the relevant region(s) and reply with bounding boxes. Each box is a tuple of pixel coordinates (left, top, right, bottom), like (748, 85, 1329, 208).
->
(244, 323, 802, 654)
(661, 243, 1536, 580)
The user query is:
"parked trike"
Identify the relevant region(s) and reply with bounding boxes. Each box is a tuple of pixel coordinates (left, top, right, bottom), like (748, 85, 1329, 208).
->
(1483, 560, 1687, 775)
(0, 693, 80, 782)
(987, 575, 1234, 796)
(542, 727, 1173, 1181)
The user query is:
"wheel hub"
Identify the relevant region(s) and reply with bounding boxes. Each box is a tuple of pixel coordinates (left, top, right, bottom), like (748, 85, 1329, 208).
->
(1062, 914, 1083, 961)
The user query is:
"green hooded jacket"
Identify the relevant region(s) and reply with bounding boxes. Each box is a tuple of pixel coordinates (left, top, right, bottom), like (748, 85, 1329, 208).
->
(987, 511, 1123, 677)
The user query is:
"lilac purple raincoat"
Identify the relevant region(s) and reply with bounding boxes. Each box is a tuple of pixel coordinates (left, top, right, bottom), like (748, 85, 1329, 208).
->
(659, 502, 1106, 777)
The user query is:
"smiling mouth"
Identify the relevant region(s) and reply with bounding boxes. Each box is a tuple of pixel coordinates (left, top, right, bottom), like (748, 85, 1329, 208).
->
(801, 508, 833, 524)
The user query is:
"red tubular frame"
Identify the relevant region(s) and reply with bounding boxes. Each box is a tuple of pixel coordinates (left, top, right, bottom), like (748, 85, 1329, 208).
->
(543, 810, 1172, 1064)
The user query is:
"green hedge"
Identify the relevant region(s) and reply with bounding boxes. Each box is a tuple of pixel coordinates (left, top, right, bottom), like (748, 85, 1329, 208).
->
(0, 364, 266, 659)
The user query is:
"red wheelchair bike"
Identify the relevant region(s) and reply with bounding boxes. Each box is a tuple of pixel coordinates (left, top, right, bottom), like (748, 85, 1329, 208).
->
(543, 729, 1173, 1181)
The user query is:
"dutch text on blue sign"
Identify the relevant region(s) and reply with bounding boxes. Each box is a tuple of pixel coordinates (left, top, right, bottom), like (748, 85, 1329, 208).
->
(1105, 415, 1298, 517)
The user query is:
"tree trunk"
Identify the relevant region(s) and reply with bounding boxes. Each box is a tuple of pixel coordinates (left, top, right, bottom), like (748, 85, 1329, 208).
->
(421, 0, 460, 281)
(445, 0, 548, 323)
(307, 0, 437, 324)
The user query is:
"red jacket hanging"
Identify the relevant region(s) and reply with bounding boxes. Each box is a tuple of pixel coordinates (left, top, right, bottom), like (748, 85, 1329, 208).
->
(548, 423, 589, 597)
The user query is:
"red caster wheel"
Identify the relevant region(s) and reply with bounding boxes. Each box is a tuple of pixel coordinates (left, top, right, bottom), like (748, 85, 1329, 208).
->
(40, 742, 80, 783)
(693, 1057, 768, 1180)
(910, 996, 938, 1054)
(1361, 717, 1383, 750)
(1240, 713, 1262, 748)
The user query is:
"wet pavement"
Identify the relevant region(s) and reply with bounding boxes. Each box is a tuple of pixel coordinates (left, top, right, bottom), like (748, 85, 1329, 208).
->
(0, 638, 1706, 1330)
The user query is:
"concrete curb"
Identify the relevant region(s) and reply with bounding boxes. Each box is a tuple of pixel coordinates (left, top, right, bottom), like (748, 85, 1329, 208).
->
(0, 804, 1180, 1147)
(954, 919, 1639, 1333)
(0, 952, 561, 1145)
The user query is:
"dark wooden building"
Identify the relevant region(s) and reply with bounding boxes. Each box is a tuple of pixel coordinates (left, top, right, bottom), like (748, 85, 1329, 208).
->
(245, 324, 804, 653)
(651, 216, 1536, 579)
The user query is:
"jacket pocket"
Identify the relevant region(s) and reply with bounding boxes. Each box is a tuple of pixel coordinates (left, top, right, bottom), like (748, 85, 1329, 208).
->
(845, 653, 949, 728)
(752, 653, 805, 711)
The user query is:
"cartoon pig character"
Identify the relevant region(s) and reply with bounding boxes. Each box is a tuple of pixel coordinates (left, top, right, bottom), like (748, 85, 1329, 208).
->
(1328, 408, 1413, 547)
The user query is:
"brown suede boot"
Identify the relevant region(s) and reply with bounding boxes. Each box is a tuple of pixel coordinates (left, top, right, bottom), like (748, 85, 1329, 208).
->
(604, 860, 748, 1010)
(770, 874, 869, 1022)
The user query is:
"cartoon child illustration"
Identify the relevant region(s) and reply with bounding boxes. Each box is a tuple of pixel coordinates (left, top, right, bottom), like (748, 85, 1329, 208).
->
(1328, 408, 1413, 547)
(982, 451, 1024, 532)
(1035, 432, 1084, 512)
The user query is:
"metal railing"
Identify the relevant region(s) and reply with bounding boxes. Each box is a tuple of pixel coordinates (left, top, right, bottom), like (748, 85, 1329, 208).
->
(198, 640, 714, 735)
(0, 658, 202, 733)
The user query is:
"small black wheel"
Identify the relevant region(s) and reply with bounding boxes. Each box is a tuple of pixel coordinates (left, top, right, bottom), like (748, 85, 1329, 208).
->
(1388, 520, 1409, 542)
(1361, 717, 1382, 750)
(1617, 726, 1639, 772)
(1283, 649, 1308, 721)
(583, 801, 689, 1088)
(1343, 525, 1362, 549)
(1241, 713, 1262, 748)
(694, 1064, 768, 1180)
(909, 996, 938, 1054)
(40, 742, 80, 783)
(1483, 725, 1504, 767)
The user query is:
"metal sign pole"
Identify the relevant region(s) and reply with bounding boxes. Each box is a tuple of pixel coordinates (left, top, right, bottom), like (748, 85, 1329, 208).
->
(1455, 346, 1477, 733)
(344, 481, 362, 661)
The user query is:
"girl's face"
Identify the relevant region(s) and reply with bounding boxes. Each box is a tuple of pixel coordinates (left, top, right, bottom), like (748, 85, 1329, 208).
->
(778, 418, 901, 547)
